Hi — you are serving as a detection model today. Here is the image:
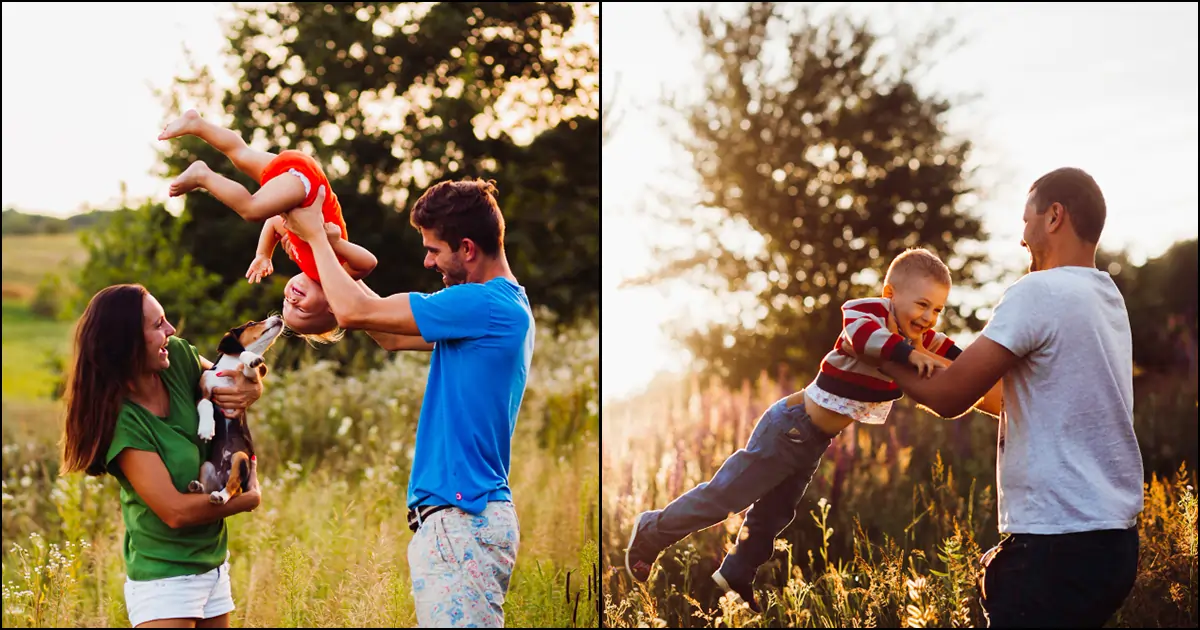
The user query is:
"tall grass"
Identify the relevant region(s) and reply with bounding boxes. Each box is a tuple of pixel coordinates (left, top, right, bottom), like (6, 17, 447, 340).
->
(2, 315, 599, 628)
(602, 368, 1198, 628)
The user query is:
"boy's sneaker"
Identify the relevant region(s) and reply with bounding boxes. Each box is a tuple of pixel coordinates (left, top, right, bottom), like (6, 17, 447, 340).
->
(625, 511, 661, 583)
(712, 568, 763, 613)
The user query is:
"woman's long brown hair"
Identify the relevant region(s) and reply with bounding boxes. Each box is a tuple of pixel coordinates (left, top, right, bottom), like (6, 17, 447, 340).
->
(60, 284, 149, 476)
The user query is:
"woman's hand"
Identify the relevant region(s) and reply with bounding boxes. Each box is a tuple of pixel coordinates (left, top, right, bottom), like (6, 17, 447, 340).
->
(210, 368, 264, 416)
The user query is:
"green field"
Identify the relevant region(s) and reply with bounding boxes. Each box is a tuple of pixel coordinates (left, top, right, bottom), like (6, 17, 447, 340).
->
(2, 231, 602, 628)
(1, 301, 74, 401)
(1, 232, 84, 400)
(1, 233, 86, 297)
(2, 233, 84, 402)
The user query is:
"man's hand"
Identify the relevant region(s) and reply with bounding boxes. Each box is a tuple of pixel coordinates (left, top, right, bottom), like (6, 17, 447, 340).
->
(282, 185, 327, 242)
(210, 368, 264, 416)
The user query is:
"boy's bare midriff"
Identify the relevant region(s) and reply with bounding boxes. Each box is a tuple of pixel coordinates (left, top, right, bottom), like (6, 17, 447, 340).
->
(784, 389, 857, 437)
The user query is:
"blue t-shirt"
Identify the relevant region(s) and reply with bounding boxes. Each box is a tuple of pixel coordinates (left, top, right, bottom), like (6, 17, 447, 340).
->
(407, 276, 535, 514)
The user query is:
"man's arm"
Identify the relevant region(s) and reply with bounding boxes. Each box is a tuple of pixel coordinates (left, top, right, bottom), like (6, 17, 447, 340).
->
(912, 344, 1003, 418)
(310, 240, 421, 334)
(356, 281, 434, 351)
(286, 187, 423, 336)
(975, 381, 1004, 418)
(879, 336, 1018, 419)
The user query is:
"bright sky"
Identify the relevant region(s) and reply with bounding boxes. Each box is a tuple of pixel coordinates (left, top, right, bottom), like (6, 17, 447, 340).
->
(1, 2, 244, 216)
(602, 2, 1199, 402)
(1, 2, 597, 216)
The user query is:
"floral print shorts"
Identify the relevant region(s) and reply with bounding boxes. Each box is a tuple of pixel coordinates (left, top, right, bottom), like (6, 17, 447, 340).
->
(409, 501, 520, 628)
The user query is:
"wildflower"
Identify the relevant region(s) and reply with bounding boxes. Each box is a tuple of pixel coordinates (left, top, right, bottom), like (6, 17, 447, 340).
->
(337, 416, 353, 437)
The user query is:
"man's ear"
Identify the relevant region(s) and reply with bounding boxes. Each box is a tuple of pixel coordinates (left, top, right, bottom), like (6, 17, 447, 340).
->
(1046, 202, 1066, 234)
(882, 283, 895, 299)
(460, 237, 479, 262)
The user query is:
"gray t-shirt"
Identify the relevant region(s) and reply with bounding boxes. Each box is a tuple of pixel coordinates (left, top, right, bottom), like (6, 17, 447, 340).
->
(981, 266, 1143, 534)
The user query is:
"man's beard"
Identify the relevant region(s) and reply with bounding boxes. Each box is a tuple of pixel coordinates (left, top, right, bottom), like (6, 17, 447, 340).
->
(436, 264, 467, 286)
(1024, 239, 1041, 273)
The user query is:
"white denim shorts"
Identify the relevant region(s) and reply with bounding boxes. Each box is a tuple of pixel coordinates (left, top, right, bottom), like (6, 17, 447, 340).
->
(124, 560, 235, 627)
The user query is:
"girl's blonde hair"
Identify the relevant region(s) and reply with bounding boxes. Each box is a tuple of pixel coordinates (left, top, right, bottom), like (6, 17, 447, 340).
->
(293, 326, 345, 347)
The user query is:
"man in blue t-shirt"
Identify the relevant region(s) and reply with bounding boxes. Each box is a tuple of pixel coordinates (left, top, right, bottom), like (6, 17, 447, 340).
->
(286, 178, 535, 628)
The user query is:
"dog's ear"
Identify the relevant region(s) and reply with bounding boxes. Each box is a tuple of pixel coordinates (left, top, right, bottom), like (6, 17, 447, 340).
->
(217, 331, 244, 356)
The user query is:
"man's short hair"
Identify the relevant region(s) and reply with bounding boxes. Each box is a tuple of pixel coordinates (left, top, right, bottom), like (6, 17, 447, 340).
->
(409, 178, 505, 256)
(884, 247, 952, 288)
(1029, 167, 1106, 244)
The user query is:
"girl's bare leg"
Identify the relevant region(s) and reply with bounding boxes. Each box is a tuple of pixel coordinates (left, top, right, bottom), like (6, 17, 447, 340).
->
(160, 109, 276, 182)
(169, 162, 306, 222)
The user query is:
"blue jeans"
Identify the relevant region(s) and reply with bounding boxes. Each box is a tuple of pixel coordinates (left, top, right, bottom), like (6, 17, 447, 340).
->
(636, 394, 836, 583)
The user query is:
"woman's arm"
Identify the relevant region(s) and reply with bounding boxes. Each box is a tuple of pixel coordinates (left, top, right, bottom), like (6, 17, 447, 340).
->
(115, 449, 260, 529)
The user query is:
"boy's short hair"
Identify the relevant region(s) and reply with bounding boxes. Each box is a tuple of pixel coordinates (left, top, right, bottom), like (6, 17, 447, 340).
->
(884, 248, 952, 289)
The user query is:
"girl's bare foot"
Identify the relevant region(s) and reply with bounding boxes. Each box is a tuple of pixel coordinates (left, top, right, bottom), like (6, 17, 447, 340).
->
(169, 161, 212, 197)
(159, 109, 201, 141)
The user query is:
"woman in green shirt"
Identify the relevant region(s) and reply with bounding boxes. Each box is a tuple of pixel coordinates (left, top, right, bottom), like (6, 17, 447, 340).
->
(60, 284, 265, 628)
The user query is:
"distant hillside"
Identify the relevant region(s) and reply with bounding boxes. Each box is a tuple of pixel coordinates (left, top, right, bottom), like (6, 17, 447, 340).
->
(1, 208, 128, 236)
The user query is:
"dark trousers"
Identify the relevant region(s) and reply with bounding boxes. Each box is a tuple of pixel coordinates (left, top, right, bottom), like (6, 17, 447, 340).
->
(979, 526, 1139, 628)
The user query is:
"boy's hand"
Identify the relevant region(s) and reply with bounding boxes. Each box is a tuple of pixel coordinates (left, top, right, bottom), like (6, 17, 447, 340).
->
(324, 222, 343, 245)
(246, 254, 273, 284)
(908, 351, 941, 378)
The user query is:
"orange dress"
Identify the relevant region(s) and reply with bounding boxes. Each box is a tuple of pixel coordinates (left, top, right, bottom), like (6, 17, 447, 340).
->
(259, 150, 347, 283)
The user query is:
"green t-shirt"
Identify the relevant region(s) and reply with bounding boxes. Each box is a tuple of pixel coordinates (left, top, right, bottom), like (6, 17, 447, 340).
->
(104, 335, 228, 581)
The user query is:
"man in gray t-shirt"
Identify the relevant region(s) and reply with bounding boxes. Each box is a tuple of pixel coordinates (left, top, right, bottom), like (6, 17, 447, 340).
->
(879, 167, 1143, 627)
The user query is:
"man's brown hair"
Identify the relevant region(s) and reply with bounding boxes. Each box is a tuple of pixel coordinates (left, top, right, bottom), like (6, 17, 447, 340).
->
(1029, 167, 1107, 244)
(409, 178, 505, 256)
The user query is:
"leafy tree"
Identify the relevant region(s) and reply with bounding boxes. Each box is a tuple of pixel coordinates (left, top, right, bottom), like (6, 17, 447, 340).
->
(1099, 240, 1198, 375)
(631, 2, 989, 385)
(78, 2, 598, 370)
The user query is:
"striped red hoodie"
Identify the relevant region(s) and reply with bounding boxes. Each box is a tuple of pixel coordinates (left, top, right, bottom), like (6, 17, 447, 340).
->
(814, 297, 963, 403)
